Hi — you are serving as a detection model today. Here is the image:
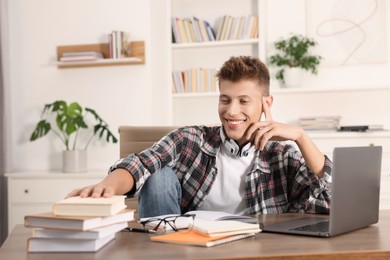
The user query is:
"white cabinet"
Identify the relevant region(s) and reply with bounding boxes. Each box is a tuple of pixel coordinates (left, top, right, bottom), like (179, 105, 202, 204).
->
(308, 131, 390, 210)
(6, 172, 106, 233)
(167, 0, 266, 125)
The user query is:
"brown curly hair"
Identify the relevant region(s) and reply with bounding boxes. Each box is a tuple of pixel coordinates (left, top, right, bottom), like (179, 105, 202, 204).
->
(216, 56, 270, 96)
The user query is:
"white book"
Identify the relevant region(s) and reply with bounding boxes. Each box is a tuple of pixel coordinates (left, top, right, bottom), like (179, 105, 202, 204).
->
(25, 209, 134, 231)
(61, 51, 103, 57)
(27, 233, 115, 252)
(52, 195, 127, 216)
(187, 210, 255, 221)
(32, 222, 127, 240)
(140, 210, 257, 232)
(189, 219, 261, 237)
(171, 17, 182, 43)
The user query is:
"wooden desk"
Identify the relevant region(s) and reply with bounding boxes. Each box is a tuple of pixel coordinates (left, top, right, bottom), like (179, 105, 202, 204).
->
(1, 211, 390, 260)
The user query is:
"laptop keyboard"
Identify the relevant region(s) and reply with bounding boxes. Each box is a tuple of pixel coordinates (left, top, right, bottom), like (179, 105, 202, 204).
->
(291, 221, 329, 232)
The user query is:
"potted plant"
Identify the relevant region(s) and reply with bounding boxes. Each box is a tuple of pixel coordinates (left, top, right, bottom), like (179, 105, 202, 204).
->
(30, 100, 118, 173)
(269, 34, 322, 87)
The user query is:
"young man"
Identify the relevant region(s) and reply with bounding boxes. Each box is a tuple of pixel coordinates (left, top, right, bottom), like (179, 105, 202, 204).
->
(67, 56, 332, 218)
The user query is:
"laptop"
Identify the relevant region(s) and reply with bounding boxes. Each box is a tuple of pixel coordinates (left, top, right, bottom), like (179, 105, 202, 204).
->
(260, 146, 382, 237)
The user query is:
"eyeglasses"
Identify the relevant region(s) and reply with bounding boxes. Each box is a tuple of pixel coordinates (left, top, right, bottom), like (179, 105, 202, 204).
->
(139, 214, 196, 232)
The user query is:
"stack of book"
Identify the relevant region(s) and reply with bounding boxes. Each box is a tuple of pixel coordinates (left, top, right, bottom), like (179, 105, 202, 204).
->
(147, 210, 260, 247)
(24, 195, 135, 253)
(216, 15, 258, 41)
(59, 51, 104, 62)
(108, 31, 130, 59)
(172, 68, 218, 94)
(299, 116, 341, 131)
(151, 219, 260, 247)
(172, 16, 216, 43)
(171, 15, 258, 44)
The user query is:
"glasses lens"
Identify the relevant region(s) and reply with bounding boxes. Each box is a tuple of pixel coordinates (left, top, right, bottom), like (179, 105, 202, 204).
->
(172, 214, 195, 230)
(141, 218, 164, 231)
(139, 214, 196, 232)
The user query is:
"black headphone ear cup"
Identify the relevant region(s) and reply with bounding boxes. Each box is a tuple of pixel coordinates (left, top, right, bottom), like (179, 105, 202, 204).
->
(224, 139, 240, 156)
(240, 142, 251, 157)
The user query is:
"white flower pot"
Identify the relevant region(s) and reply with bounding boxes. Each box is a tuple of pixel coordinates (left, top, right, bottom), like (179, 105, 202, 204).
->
(284, 67, 303, 88)
(62, 150, 87, 173)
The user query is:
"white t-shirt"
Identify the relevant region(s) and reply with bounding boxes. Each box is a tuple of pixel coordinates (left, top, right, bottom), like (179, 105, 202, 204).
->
(198, 142, 256, 215)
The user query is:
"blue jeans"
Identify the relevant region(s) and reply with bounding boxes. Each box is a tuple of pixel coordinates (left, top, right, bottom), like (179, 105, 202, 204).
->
(138, 167, 182, 218)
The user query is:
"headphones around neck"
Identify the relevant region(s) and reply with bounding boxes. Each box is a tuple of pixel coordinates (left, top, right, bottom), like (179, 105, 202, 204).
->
(220, 127, 252, 157)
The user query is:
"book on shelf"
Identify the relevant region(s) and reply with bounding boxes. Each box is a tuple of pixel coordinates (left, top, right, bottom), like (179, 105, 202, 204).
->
(172, 68, 218, 94)
(25, 209, 135, 231)
(205, 21, 216, 41)
(60, 51, 104, 62)
(299, 116, 341, 131)
(52, 195, 127, 217)
(27, 233, 116, 253)
(195, 17, 209, 42)
(150, 230, 255, 248)
(171, 17, 199, 43)
(216, 15, 258, 41)
(31, 222, 127, 240)
(189, 219, 261, 237)
(109, 31, 130, 59)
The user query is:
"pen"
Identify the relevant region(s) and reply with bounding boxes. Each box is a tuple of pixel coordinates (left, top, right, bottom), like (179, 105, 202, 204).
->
(127, 227, 156, 233)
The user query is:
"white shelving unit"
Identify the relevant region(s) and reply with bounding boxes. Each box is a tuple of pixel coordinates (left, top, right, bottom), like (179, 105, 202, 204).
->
(167, 0, 266, 125)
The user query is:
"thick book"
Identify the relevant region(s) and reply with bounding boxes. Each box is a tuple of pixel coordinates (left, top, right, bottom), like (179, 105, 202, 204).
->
(25, 209, 134, 231)
(27, 233, 115, 252)
(150, 230, 255, 247)
(189, 219, 261, 237)
(32, 222, 128, 240)
(52, 195, 127, 216)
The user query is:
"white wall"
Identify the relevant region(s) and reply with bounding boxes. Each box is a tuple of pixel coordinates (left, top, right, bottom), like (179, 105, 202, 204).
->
(6, 0, 170, 171)
(6, 0, 390, 172)
(266, 0, 390, 89)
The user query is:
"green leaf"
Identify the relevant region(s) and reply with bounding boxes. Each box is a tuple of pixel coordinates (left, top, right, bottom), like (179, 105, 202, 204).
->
(268, 34, 322, 78)
(31, 100, 117, 149)
(30, 120, 51, 141)
(85, 107, 104, 124)
(94, 124, 118, 144)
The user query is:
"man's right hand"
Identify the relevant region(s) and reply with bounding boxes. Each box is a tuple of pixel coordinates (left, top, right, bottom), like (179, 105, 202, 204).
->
(65, 168, 135, 198)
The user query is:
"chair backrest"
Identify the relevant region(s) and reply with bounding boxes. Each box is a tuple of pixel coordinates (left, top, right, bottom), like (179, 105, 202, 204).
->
(118, 126, 178, 158)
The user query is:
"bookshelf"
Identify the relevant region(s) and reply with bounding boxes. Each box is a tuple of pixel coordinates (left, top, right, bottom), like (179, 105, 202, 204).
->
(56, 41, 145, 69)
(167, 0, 266, 124)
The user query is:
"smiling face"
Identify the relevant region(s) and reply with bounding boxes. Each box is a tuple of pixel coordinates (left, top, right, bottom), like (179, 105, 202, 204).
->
(218, 79, 264, 145)
(216, 56, 271, 145)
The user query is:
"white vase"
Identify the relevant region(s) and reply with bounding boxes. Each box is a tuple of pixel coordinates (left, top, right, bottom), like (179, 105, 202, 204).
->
(283, 67, 303, 88)
(62, 150, 87, 173)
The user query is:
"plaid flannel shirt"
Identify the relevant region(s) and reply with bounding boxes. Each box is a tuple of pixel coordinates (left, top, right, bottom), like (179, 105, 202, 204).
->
(109, 125, 332, 215)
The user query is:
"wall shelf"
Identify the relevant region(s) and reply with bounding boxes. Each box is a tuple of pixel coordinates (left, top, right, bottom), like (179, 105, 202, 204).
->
(56, 41, 145, 69)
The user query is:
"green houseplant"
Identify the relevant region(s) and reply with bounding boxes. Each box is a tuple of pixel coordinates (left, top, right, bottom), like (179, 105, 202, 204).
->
(30, 100, 118, 172)
(269, 34, 322, 87)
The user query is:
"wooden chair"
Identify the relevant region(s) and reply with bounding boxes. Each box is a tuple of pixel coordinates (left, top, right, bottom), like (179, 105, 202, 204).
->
(118, 126, 177, 216)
